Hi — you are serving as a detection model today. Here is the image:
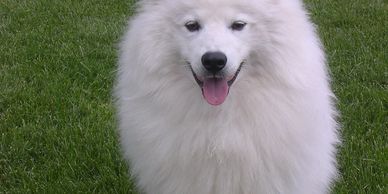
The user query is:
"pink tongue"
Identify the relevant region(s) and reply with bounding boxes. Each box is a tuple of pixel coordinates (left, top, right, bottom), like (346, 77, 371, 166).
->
(202, 78, 229, 105)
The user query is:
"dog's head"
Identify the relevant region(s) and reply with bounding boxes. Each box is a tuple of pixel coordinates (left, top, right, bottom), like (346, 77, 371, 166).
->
(177, 13, 252, 105)
(167, 1, 274, 105)
(130, 0, 277, 106)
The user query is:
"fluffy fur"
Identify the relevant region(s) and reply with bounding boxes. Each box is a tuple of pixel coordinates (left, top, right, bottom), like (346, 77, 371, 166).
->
(115, 0, 339, 193)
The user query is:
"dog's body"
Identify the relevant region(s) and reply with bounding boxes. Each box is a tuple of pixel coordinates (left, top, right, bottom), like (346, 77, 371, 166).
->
(115, 0, 339, 193)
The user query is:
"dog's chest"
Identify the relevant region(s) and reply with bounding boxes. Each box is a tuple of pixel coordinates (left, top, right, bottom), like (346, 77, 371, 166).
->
(160, 120, 301, 194)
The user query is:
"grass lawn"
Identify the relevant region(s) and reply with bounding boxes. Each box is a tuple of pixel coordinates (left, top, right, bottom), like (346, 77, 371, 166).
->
(0, 0, 386, 193)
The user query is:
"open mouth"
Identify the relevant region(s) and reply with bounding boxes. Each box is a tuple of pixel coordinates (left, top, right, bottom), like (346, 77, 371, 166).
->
(190, 61, 244, 106)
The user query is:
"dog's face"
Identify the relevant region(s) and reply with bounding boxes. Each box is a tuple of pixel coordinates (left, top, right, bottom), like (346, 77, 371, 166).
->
(177, 12, 253, 74)
(170, 1, 267, 105)
(132, 0, 273, 106)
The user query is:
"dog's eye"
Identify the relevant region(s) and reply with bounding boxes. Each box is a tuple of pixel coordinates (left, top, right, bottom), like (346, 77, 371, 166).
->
(231, 21, 247, 31)
(185, 21, 201, 32)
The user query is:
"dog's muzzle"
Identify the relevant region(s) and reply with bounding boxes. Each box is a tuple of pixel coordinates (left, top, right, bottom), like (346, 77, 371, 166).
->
(189, 60, 244, 106)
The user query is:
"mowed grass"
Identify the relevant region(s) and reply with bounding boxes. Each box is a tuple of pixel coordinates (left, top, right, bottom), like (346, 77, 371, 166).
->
(306, 1, 387, 193)
(0, 0, 386, 193)
(0, 0, 137, 193)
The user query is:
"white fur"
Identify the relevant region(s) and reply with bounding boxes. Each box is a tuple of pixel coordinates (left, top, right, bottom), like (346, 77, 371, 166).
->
(115, 0, 339, 193)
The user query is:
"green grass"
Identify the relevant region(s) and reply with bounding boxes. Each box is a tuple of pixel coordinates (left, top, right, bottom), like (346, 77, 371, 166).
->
(0, 0, 386, 193)
(0, 0, 137, 193)
(306, 1, 387, 193)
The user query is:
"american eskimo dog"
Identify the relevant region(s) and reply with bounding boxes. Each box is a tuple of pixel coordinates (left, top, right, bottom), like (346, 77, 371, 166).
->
(115, 0, 339, 193)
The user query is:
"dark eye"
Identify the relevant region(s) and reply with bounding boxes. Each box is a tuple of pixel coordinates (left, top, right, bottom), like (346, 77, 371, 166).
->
(185, 21, 201, 32)
(231, 21, 247, 31)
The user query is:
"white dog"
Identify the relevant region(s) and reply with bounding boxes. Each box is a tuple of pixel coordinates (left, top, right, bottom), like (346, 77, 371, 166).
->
(115, 0, 339, 193)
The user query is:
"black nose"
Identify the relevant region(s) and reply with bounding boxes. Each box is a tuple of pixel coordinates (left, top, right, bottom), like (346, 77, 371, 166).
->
(201, 52, 227, 74)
